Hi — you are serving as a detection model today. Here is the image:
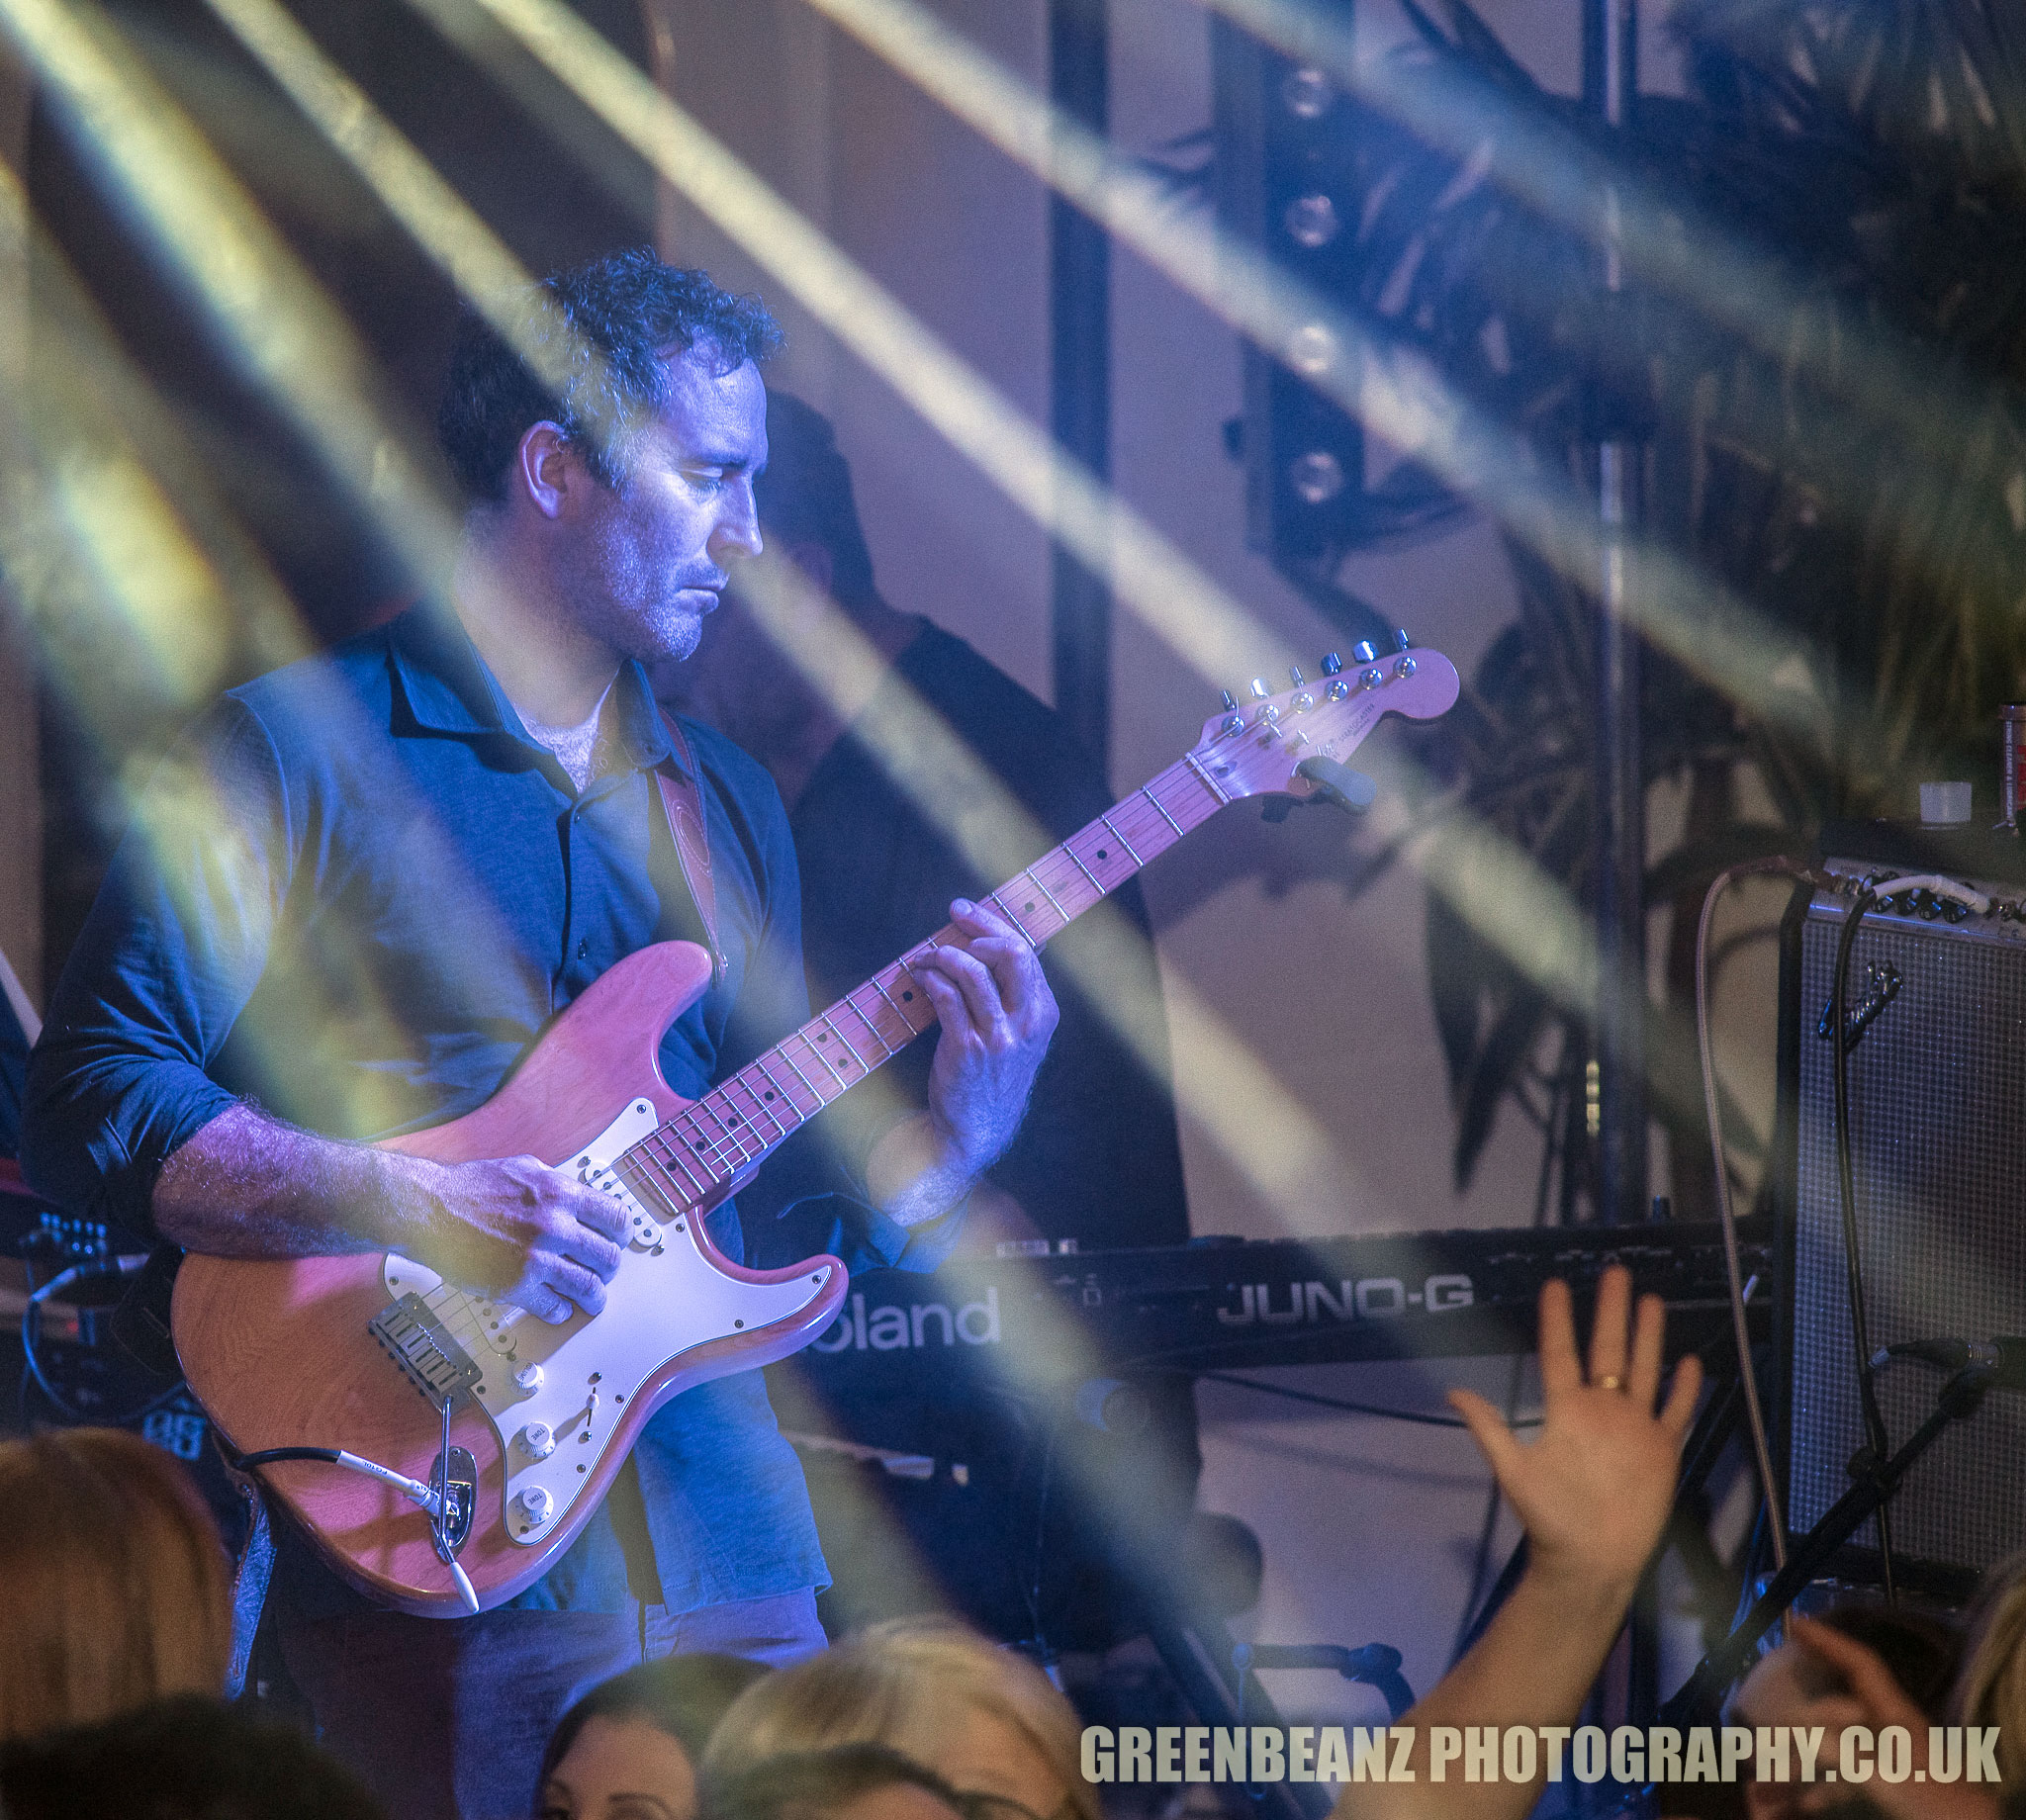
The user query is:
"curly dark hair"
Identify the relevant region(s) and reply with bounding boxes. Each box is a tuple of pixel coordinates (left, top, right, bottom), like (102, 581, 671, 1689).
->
(437, 246, 783, 503)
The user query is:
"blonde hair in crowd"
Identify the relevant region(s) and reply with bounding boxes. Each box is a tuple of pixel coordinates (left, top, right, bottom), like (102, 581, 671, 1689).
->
(1956, 1551, 2026, 1787)
(0, 1428, 231, 1739)
(704, 1615, 1099, 1820)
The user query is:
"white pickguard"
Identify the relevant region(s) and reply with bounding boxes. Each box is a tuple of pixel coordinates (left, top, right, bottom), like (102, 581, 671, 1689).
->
(384, 1098, 837, 1546)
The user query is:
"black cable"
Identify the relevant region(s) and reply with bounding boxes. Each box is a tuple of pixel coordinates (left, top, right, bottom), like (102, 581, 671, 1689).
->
(1198, 1371, 1542, 1430)
(1455, 1086, 1565, 1663)
(1023, 1397, 1067, 1658)
(19, 1257, 183, 1428)
(1829, 887, 1896, 1603)
(236, 1447, 345, 1469)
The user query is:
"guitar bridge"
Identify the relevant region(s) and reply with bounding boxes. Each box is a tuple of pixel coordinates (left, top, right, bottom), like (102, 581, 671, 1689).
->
(369, 1294, 482, 1407)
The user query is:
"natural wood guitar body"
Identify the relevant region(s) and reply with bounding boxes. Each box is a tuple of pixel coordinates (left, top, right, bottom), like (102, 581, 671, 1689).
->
(171, 942, 848, 1615)
(169, 648, 1461, 1617)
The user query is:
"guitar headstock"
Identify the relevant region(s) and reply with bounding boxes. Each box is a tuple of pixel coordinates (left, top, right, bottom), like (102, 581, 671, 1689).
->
(1193, 634, 1460, 805)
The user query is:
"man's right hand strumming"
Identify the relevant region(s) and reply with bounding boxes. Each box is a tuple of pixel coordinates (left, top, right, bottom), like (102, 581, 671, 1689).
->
(401, 1152, 630, 1322)
(153, 1104, 632, 1323)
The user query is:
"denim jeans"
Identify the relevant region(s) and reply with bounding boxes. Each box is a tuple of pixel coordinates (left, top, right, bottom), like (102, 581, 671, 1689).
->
(277, 1589, 824, 1820)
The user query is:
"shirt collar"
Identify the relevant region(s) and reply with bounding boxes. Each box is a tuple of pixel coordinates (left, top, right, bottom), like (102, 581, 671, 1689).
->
(388, 603, 680, 776)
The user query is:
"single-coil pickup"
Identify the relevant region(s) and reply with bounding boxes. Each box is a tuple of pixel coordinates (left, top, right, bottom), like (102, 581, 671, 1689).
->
(369, 1294, 483, 1406)
(580, 1163, 663, 1252)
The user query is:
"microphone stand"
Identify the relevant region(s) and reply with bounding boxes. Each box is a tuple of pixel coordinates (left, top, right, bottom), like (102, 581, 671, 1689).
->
(1658, 1353, 1999, 1727)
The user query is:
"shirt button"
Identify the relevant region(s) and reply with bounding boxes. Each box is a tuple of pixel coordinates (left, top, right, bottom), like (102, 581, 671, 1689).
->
(577, 939, 589, 959)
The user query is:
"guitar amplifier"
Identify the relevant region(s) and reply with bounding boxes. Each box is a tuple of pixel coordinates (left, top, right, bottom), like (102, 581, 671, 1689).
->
(1781, 836, 2026, 1587)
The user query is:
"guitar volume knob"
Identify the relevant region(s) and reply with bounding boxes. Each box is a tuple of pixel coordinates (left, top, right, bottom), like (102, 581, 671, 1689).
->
(513, 1363, 544, 1395)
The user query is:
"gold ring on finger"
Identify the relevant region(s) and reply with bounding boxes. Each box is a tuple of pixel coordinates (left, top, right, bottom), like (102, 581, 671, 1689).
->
(1597, 1374, 1623, 1392)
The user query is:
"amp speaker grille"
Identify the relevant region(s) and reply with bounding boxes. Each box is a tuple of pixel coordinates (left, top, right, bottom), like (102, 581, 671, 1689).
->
(1792, 880, 2026, 1578)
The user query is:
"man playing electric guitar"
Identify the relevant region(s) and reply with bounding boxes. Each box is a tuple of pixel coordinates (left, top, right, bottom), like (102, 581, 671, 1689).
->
(23, 248, 1058, 1820)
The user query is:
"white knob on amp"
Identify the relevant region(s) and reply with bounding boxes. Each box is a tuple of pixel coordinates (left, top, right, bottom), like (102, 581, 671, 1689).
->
(517, 1421, 556, 1461)
(514, 1485, 554, 1524)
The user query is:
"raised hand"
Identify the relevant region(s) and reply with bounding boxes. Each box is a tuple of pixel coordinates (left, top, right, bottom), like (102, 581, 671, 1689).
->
(1448, 1266, 1703, 1594)
(1777, 1618, 2000, 1820)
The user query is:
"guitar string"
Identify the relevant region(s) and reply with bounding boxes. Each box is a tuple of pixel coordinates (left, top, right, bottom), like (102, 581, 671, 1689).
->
(394, 747, 1240, 1401)
(610, 753, 1218, 1216)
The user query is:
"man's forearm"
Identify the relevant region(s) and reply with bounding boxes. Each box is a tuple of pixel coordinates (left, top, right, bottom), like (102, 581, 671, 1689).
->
(862, 1109, 985, 1228)
(1339, 1561, 1639, 1820)
(153, 1103, 436, 1259)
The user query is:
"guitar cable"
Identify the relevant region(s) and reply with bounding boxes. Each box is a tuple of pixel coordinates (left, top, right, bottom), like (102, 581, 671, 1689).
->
(229, 1434, 482, 1615)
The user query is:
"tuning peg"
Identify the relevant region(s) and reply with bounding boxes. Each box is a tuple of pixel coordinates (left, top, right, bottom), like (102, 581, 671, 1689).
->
(1289, 665, 1304, 686)
(1393, 628, 1412, 651)
(1221, 689, 1238, 712)
(1351, 640, 1378, 664)
(1320, 653, 1343, 677)
(1250, 679, 1270, 699)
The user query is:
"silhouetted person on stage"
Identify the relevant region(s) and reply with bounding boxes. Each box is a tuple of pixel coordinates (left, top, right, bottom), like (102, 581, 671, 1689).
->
(657, 392, 1190, 1262)
(656, 393, 1198, 1647)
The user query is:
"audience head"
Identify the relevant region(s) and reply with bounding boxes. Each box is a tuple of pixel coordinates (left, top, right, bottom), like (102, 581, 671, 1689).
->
(701, 1743, 967, 1820)
(1955, 1550, 2026, 1786)
(751, 393, 876, 608)
(704, 1617, 1094, 1820)
(0, 1692, 383, 1820)
(0, 1427, 230, 1740)
(539, 1652, 773, 1820)
(1727, 1603, 1961, 1820)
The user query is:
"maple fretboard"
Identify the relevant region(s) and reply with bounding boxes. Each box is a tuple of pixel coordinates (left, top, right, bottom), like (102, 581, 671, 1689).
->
(610, 748, 1232, 1219)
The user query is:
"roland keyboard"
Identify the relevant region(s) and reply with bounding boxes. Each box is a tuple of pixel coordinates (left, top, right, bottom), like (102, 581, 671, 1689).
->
(792, 1217, 1773, 1390)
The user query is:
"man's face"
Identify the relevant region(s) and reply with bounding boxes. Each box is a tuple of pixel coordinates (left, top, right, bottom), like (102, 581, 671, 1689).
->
(556, 348, 768, 666)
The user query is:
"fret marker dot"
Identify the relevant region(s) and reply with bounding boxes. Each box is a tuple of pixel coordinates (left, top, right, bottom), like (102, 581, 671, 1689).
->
(901, 990, 913, 1002)
(1024, 902, 1035, 913)
(1096, 849, 1108, 861)
(764, 1091, 776, 1101)
(817, 1033, 828, 1042)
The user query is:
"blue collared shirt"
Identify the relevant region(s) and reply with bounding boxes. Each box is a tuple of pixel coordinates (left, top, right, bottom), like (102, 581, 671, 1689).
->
(26, 604, 938, 1612)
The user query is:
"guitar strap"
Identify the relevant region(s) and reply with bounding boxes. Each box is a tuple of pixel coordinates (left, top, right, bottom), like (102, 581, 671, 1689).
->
(655, 711, 727, 983)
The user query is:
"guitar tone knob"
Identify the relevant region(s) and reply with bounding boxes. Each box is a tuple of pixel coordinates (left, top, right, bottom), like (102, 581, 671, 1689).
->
(514, 1485, 555, 1524)
(513, 1363, 544, 1395)
(518, 1421, 556, 1461)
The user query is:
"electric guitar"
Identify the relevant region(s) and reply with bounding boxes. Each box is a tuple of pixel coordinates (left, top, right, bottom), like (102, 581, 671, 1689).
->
(171, 641, 1459, 1615)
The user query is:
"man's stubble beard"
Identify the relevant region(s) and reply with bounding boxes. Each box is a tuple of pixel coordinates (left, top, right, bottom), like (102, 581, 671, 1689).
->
(562, 544, 710, 668)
